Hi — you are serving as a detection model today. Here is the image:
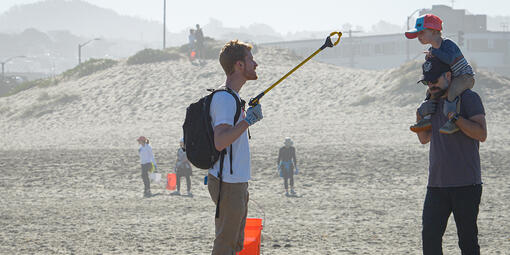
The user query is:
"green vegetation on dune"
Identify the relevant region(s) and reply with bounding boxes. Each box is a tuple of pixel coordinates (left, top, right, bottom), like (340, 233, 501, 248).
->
(2, 58, 118, 97)
(126, 48, 181, 65)
(127, 38, 224, 65)
(63, 58, 118, 78)
(1, 78, 58, 97)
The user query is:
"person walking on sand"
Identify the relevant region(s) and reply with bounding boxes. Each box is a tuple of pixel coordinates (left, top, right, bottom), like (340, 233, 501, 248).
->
(414, 57, 487, 255)
(171, 138, 193, 196)
(137, 136, 157, 198)
(207, 40, 263, 254)
(277, 137, 298, 196)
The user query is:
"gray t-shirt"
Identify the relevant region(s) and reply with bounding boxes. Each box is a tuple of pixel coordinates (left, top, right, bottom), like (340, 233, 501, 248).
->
(428, 89, 485, 187)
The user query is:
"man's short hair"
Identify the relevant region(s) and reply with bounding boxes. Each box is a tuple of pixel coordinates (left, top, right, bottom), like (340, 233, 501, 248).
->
(219, 40, 253, 75)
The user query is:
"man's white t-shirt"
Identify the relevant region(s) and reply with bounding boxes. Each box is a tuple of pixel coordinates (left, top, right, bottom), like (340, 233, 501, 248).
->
(208, 90, 251, 183)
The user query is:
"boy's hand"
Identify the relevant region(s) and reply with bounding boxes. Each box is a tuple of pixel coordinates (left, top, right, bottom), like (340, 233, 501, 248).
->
(424, 50, 433, 59)
(417, 100, 437, 117)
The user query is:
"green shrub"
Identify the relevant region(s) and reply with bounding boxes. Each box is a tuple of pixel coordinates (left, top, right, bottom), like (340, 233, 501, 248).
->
(2, 78, 57, 97)
(173, 37, 223, 60)
(200, 40, 223, 60)
(63, 58, 118, 79)
(127, 48, 181, 65)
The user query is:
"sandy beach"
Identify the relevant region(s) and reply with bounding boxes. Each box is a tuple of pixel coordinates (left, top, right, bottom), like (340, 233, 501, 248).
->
(1, 47, 509, 254)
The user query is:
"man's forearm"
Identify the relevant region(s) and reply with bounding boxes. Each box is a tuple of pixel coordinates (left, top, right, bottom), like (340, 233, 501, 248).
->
(456, 115, 487, 142)
(214, 121, 250, 151)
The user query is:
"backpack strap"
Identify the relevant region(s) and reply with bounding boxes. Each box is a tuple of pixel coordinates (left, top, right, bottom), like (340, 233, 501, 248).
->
(216, 87, 242, 175)
(215, 149, 226, 218)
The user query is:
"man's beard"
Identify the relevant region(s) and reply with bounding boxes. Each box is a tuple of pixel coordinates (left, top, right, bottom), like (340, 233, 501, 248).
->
(430, 87, 447, 98)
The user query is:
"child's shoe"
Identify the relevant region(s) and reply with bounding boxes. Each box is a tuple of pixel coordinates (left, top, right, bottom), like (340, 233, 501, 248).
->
(410, 118, 432, 132)
(439, 120, 459, 134)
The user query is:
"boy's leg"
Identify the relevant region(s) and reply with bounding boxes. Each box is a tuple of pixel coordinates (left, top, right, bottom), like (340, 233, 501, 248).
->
(440, 74, 475, 134)
(447, 74, 475, 103)
(410, 91, 434, 132)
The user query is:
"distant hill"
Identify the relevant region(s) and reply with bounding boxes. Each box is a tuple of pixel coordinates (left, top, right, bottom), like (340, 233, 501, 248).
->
(0, 0, 173, 43)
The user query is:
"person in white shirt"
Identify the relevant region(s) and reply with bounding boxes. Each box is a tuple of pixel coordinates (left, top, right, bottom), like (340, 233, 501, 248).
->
(207, 40, 264, 255)
(137, 136, 157, 198)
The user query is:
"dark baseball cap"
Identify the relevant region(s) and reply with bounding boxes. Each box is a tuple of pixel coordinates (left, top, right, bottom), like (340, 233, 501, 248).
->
(418, 57, 451, 85)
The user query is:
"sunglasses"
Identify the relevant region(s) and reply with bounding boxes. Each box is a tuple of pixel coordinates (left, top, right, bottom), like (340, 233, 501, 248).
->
(421, 73, 448, 85)
(421, 79, 439, 85)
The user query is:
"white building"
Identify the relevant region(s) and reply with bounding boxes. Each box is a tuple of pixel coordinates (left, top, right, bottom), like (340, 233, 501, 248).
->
(262, 5, 510, 76)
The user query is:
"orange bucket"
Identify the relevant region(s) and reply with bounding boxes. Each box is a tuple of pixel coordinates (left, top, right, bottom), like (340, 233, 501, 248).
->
(237, 218, 263, 255)
(166, 173, 176, 190)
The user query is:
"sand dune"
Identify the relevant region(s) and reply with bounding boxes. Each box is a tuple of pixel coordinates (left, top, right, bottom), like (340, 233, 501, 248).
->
(1, 47, 509, 254)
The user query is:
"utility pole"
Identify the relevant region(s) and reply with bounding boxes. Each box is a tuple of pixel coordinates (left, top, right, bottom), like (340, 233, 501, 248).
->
(78, 38, 100, 65)
(347, 29, 362, 68)
(163, 0, 166, 49)
(1, 56, 26, 82)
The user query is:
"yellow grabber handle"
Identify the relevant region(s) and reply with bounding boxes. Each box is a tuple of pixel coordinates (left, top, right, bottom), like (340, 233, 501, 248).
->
(248, 31, 342, 107)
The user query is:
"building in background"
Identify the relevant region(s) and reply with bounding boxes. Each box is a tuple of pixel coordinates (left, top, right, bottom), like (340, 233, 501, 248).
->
(262, 5, 510, 76)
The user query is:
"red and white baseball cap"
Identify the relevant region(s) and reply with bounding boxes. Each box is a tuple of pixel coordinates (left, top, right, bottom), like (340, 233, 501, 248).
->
(405, 14, 443, 39)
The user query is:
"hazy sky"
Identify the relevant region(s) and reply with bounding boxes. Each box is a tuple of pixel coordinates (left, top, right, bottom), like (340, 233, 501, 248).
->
(1, 0, 509, 33)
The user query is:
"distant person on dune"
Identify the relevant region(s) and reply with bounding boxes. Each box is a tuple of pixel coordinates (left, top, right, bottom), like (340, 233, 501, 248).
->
(171, 138, 192, 196)
(195, 24, 205, 60)
(277, 137, 298, 196)
(406, 14, 475, 135)
(188, 29, 197, 61)
(137, 136, 157, 198)
(414, 56, 486, 255)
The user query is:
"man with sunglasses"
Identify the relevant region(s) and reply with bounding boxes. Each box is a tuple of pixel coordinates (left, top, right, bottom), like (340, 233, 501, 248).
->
(415, 56, 487, 255)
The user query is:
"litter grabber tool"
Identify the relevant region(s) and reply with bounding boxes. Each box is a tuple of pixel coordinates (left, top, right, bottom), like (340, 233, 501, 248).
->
(248, 31, 342, 107)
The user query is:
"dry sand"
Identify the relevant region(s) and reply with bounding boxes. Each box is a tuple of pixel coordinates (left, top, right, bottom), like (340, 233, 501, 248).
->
(1, 47, 509, 254)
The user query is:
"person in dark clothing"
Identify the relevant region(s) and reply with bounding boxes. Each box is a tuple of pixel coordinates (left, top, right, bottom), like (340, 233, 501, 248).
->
(277, 137, 298, 196)
(414, 57, 487, 255)
(172, 138, 192, 196)
(195, 24, 205, 60)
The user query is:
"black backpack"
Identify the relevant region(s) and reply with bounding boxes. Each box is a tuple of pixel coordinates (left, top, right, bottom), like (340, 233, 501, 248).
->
(183, 87, 244, 218)
(182, 87, 243, 173)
